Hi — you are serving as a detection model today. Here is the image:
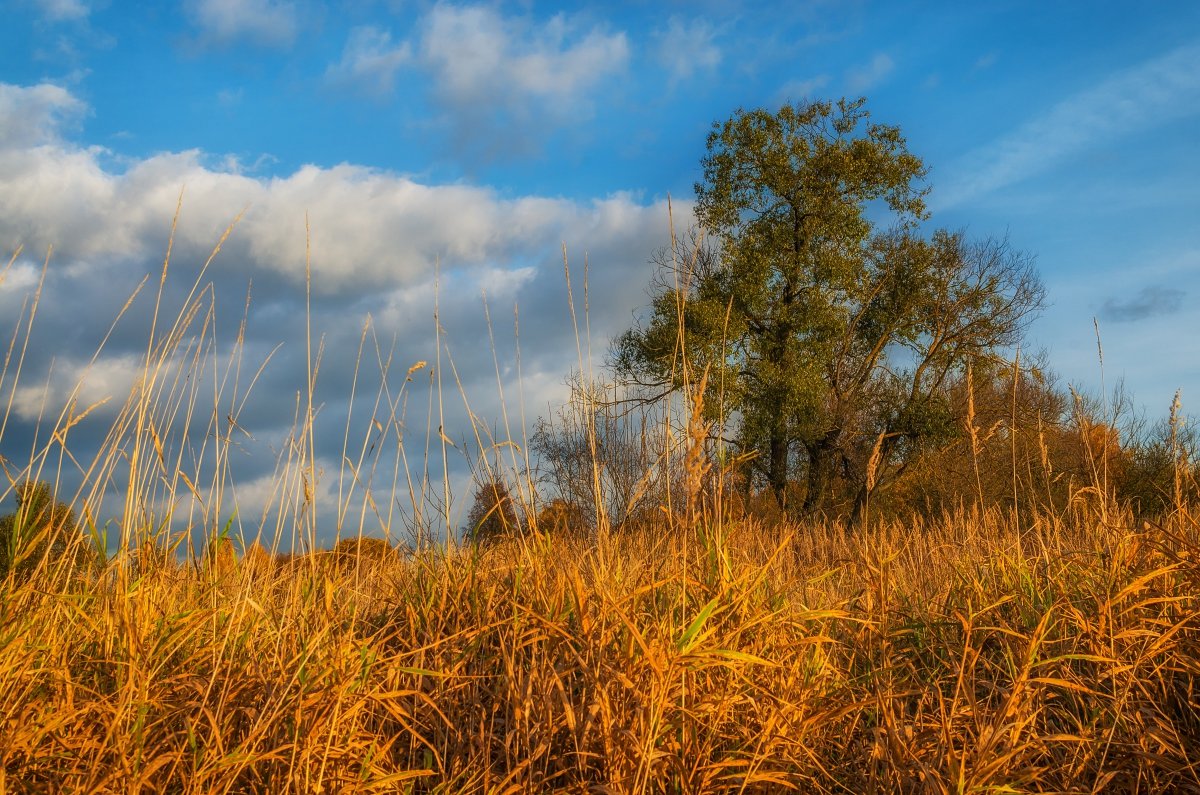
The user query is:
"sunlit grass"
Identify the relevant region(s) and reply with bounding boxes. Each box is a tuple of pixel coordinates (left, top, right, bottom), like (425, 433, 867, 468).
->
(3, 510, 1199, 791)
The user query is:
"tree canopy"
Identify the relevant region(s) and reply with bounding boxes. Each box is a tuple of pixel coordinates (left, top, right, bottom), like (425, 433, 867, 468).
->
(616, 98, 1045, 517)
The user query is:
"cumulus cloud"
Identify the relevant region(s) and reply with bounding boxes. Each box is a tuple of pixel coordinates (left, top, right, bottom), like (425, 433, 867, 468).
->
(184, 0, 299, 48)
(325, 26, 412, 96)
(1, 136, 671, 304)
(9, 353, 144, 423)
(0, 81, 680, 545)
(0, 79, 674, 308)
(416, 4, 629, 155)
(656, 16, 721, 84)
(936, 40, 1200, 210)
(1100, 285, 1186, 323)
(421, 5, 628, 108)
(0, 82, 87, 149)
(846, 53, 893, 92)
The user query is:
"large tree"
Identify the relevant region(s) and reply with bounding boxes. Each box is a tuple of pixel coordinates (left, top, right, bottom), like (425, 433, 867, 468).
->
(615, 98, 1044, 516)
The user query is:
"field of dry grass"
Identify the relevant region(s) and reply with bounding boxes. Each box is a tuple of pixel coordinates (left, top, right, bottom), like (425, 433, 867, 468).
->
(3, 229, 1200, 793)
(2, 510, 1199, 792)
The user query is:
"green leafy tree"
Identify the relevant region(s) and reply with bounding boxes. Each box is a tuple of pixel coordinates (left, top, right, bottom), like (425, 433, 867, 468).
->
(616, 98, 1044, 516)
(0, 481, 84, 580)
(464, 479, 521, 544)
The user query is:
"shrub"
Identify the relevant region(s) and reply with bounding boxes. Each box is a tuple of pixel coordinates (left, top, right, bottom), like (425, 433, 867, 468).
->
(464, 479, 521, 544)
(203, 534, 238, 578)
(0, 481, 86, 581)
(533, 497, 588, 537)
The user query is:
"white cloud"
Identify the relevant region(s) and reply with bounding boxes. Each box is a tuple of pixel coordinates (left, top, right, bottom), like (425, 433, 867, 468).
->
(316, 4, 631, 157)
(656, 16, 721, 84)
(776, 75, 830, 104)
(936, 41, 1200, 210)
(325, 26, 412, 96)
(0, 121, 673, 298)
(846, 53, 893, 93)
(973, 51, 998, 71)
(9, 353, 144, 423)
(0, 78, 678, 402)
(0, 259, 42, 293)
(216, 87, 244, 107)
(416, 3, 629, 149)
(421, 5, 628, 106)
(0, 85, 679, 401)
(0, 82, 87, 149)
(184, 0, 299, 48)
(33, 0, 89, 21)
(0, 79, 683, 546)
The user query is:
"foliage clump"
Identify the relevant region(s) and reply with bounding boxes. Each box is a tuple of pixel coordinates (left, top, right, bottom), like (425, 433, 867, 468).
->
(533, 497, 589, 538)
(203, 534, 238, 577)
(465, 479, 521, 544)
(0, 480, 86, 581)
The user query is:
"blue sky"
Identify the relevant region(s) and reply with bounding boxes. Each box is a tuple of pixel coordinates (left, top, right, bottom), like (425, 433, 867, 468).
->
(2, 0, 1200, 543)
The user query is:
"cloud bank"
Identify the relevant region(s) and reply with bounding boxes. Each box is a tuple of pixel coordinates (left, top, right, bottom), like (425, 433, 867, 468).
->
(0, 81, 682, 544)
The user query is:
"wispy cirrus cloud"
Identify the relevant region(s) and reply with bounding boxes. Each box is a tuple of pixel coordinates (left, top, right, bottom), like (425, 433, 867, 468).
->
(973, 51, 998, 71)
(846, 53, 893, 92)
(776, 74, 830, 105)
(32, 0, 90, 21)
(325, 26, 412, 96)
(656, 16, 721, 85)
(935, 41, 1200, 210)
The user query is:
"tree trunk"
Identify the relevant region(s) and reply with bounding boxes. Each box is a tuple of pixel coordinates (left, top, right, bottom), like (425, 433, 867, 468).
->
(768, 429, 789, 510)
(850, 482, 870, 526)
(802, 429, 841, 515)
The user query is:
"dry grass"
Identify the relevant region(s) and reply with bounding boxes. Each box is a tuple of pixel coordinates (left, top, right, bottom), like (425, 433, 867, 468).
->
(2, 226, 1200, 792)
(2, 512, 1200, 792)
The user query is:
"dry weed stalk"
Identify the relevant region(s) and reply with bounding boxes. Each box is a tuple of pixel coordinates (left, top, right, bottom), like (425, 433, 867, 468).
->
(966, 359, 984, 507)
(684, 367, 712, 524)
